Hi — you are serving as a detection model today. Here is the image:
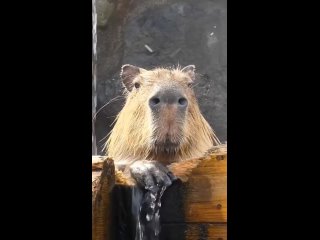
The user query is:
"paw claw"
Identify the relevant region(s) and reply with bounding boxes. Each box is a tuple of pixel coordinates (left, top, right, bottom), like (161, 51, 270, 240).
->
(129, 160, 177, 189)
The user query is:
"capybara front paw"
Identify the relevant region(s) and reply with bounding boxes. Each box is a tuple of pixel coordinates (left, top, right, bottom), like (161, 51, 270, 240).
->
(129, 160, 177, 190)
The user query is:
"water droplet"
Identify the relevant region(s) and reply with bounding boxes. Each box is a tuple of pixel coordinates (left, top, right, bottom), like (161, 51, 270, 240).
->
(146, 214, 153, 221)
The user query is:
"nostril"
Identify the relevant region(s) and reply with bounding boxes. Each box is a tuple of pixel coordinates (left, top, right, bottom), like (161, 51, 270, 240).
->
(149, 97, 160, 107)
(178, 97, 188, 106)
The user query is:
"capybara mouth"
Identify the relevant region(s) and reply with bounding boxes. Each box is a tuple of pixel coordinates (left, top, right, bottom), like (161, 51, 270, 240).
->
(154, 139, 180, 153)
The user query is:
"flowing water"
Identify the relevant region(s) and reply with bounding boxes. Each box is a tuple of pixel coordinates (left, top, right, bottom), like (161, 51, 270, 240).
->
(133, 186, 167, 240)
(92, 0, 97, 155)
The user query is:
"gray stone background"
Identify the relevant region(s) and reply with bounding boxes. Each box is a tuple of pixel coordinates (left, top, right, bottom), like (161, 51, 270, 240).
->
(94, 0, 227, 155)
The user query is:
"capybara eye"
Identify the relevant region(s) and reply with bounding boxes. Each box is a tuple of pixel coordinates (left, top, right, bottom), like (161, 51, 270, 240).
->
(134, 82, 140, 89)
(149, 97, 160, 106)
(178, 97, 188, 106)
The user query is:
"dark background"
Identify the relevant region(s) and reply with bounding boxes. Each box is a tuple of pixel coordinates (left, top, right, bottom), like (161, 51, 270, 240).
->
(94, 0, 227, 154)
(2, 1, 312, 240)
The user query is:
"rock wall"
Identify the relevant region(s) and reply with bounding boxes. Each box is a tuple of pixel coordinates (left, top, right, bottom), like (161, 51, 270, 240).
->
(94, 0, 227, 155)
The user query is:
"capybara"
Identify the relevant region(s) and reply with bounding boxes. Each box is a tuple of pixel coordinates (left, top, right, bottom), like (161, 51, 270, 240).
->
(105, 64, 220, 189)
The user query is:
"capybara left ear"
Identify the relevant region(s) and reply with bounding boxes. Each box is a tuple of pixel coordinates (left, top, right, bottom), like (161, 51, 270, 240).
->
(181, 65, 196, 81)
(120, 64, 141, 91)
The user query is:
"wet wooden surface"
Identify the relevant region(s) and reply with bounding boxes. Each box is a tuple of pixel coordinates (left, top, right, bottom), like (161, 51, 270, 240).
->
(92, 144, 227, 240)
(92, 157, 115, 240)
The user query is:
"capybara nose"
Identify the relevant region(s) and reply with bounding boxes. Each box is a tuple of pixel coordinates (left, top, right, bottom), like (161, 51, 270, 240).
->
(149, 89, 188, 110)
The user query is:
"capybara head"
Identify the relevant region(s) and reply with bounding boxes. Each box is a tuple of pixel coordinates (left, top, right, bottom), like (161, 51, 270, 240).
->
(105, 64, 220, 165)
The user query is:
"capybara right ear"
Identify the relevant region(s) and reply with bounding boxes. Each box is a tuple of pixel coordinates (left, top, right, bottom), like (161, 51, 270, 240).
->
(181, 65, 196, 81)
(120, 64, 141, 91)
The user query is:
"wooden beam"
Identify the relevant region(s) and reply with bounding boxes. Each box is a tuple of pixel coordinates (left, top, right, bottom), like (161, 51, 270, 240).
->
(182, 148, 227, 223)
(92, 158, 115, 240)
(161, 223, 227, 240)
(92, 144, 227, 239)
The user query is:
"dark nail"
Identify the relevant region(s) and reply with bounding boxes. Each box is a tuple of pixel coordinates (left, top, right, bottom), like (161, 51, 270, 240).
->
(167, 171, 177, 181)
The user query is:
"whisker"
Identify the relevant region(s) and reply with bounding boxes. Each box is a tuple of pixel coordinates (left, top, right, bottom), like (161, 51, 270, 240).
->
(92, 95, 124, 122)
(105, 115, 118, 119)
(191, 82, 201, 89)
(99, 131, 112, 143)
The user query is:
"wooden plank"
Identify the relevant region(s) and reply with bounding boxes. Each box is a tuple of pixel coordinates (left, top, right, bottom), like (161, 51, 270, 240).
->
(164, 145, 227, 223)
(92, 155, 106, 171)
(92, 144, 227, 239)
(160, 223, 227, 240)
(186, 223, 227, 240)
(92, 158, 115, 240)
(92, 171, 102, 182)
(184, 151, 227, 223)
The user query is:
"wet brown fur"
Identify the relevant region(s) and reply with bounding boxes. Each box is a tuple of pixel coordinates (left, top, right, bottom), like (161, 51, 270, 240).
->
(105, 65, 220, 166)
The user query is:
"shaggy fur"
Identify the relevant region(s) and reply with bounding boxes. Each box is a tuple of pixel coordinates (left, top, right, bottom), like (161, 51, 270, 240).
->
(105, 65, 220, 166)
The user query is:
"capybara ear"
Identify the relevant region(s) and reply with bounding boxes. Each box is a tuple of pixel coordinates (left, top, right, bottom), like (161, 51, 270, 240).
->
(120, 64, 143, 91)
(181, 65, 196, 81)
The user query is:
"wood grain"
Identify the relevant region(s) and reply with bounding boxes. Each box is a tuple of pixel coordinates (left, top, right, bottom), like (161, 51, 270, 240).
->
(184, 149, 227, 223)
(92, 158, 115, 240)
(160, 223, 227, 240)
(92, 144, 227, 239)
(186, 223, 227, 240)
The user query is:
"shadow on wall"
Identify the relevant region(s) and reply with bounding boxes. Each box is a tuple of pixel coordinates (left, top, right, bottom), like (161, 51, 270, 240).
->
(95, 0, 227, 155)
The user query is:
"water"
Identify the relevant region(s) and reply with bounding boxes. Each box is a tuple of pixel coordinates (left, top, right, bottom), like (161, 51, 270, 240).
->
(92, 0, 97, 155)
(133, 186, 167, 240)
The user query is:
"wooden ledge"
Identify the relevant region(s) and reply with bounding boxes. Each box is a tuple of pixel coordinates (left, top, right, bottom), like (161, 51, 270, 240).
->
(92, 144, 227, 240)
